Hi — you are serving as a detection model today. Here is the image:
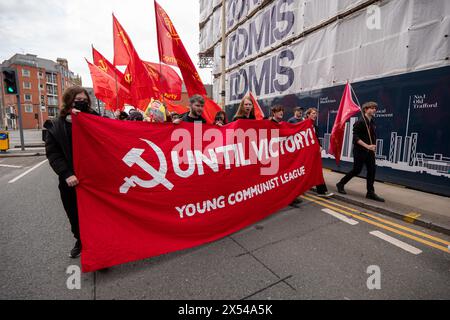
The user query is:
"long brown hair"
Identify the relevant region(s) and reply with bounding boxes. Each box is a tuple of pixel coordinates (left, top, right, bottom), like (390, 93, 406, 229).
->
(233, 95, 255, 119)
(59, 86, 92, 118)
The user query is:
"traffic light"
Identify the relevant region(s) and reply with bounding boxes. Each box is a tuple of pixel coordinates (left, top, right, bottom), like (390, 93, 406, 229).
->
(2, 69, 18, 95)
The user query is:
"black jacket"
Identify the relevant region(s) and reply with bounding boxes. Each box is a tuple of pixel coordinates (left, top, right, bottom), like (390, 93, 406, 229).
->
(353, 116, 376, 151)
(44, 116, 74, 180)
(180, 112, 206, 123)
(44, 111, 98, 180)
(232, 114, 256, 121)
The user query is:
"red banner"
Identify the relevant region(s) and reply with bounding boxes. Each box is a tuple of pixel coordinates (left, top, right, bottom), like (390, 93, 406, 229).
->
(73, 113, 325, 272)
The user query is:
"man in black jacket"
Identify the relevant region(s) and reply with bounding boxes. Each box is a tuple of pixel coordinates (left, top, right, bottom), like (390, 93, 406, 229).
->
(173, 95, 207, 124)
(336, 102, 384, 202)
(45, 86, 98, 258)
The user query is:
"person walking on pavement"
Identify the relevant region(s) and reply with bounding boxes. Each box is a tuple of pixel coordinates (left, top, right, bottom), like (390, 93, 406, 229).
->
(336, 101, 385, 202)
(305, 108, 334, 198)
(44, 86, 99, 258)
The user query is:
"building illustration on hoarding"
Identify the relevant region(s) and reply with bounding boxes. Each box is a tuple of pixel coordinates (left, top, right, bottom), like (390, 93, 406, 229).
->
(320, 106, 450, 179)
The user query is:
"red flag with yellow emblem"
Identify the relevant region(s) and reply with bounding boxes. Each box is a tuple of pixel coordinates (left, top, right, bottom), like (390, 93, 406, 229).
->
(113, 14, 160, 108)
(86, 59, 131, 110)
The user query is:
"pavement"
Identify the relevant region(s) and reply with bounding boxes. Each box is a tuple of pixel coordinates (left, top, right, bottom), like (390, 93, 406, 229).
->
(322, 170, 450, 236)
(0, 129, 45, 158)
(1, 158, 449, 300)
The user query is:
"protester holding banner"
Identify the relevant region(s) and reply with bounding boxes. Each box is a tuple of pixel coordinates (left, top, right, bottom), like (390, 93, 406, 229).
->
(116, 111, 128, 120)
(174, 95, 207, 124)
(288, 107, 304, 124)
(214, 110, 228, 126)
(127, 111, 144, 121)
(232, 95, 256, 121)
(270, 105, 284, 123)
(44, 86, 98, 258)
(305, 108, 334, 198)
(336, 102, 385, 202)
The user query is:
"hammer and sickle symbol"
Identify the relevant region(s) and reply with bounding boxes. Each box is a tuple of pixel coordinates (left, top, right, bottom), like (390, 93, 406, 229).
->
(119, 139, 174, 194)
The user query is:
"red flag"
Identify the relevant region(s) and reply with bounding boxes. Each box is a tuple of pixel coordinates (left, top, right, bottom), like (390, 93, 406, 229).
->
(113, 14, 131, 66)
(154, 1, 206, 97)
(144, 62, 182, 101)
(329, 83, 361, 165)
(113, 14, 160, 107)
(248, 92, 265, 120)
(164, 100, 189, 114)
(202, 96, 222, 124)
(86, 59, 131, 110)
(92, 46, 129, 89)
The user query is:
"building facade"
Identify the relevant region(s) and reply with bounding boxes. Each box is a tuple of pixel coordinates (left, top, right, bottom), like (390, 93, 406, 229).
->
(1, 54, 82, 129)
(199, 0, 450, 195)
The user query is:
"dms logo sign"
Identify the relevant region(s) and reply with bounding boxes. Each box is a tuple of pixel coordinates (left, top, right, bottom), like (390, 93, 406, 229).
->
(228, 49, 295, 103)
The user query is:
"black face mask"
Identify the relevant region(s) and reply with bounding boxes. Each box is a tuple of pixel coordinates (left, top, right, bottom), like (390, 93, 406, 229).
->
(74, 101, 89, 112)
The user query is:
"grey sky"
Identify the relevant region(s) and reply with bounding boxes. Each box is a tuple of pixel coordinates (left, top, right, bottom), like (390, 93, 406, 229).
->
(0, 0, 212, 87)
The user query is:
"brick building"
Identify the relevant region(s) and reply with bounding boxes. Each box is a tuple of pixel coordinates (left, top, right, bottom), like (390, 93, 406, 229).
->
(0, 54, 81, 129)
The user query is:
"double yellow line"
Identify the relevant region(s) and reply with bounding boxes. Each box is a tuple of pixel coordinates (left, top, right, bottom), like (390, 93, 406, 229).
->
(301, 193, 450, 254)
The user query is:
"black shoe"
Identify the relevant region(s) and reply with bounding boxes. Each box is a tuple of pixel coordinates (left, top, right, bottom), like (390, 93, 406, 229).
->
(70, 240, 82, 259)
(336, 183, 346, 194)
(366, 193, 385, 202)
(289, 198, 303, 208)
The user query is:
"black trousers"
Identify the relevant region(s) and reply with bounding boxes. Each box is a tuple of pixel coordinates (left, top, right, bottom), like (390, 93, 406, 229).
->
(316, 184, 328, 194)
(339, 148, 376, 193)
(58, 177, 80, 241)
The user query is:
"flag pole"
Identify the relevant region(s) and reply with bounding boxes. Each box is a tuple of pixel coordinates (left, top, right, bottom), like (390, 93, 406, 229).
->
(110, 14, 120, 111)
(350, 83, 373, 146)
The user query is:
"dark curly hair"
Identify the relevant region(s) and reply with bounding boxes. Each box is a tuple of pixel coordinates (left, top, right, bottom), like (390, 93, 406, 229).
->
(59, 86, 92, 118)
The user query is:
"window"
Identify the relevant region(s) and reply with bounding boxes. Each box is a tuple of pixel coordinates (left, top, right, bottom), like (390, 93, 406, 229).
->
(23, 82, 31, 89)
(40, 84, 44, 90)
(24, 105, 33, 113)
(38, 71, 43, 79)
(46, 84, 57, 95)
(24, 94, 32, 101)
(46, 73, 57, 84)
(48, 96, 59, 106)
(22, 69, 30, 77)
(48, 107, 58, 117)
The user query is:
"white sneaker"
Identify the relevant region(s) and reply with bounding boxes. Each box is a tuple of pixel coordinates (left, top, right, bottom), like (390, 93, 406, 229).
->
(317, 192, 334, 198)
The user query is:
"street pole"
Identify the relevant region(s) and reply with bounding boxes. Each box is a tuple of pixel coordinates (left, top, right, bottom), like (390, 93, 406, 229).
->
(97, 97, 101, 115)
(14, 69, 25, 151)
(220, 0, 226, 109)
(0, 70, 5, 129)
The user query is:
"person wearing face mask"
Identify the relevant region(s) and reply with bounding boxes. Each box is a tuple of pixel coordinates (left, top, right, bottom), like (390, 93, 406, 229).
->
(44, 86, 99, 258)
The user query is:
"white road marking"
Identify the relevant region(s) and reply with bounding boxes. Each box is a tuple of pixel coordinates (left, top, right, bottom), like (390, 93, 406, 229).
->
(322, 208, 359, 225)
(8, 159, 48, 184)
(0, 164, 23, 168)
(370, 231, 422, 255)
